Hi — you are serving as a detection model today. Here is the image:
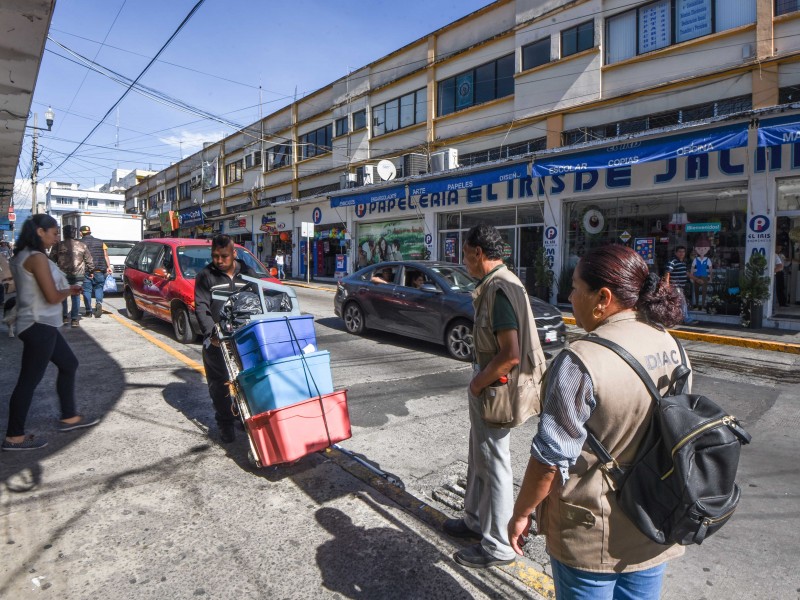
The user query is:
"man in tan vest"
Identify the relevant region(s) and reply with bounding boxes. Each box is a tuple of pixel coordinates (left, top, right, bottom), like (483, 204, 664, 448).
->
(444, 223, 546, 569)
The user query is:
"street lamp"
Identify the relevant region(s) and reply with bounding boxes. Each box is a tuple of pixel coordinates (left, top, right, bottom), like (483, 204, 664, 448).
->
(27, 107, 55, 214)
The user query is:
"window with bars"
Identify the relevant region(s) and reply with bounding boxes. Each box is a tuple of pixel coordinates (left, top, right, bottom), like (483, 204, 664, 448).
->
(299, 124, 333, 160)
(560, 95, 752, 146)
(438, 55, 514, 117)
(459, 137, 547, 167)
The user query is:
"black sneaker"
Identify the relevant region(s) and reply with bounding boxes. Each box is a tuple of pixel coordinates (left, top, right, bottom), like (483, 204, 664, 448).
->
(443, 518, 482, 541)
(58, 416, 100, 432)
(453, 543, 515, 569)
(63, 315, 69, 324)
(2, 435, 48, 451)
(219, 422, 235, 444)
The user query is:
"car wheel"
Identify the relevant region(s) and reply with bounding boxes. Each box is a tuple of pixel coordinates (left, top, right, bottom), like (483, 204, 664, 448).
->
(446, 319, 474, 361)
(172, 305, 194, 344)
(343, 302, 365, 335)
(124, 288, 144, 321)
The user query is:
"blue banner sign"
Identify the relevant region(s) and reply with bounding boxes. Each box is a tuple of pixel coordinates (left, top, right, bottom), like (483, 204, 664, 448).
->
(685, 222, 721, 233)
(178, 207, 204, 227)
(757, 115, 800, 147)
(409, 163, 528, 196)
(531, 123, 749, 177)
(330, 185, 406, 208)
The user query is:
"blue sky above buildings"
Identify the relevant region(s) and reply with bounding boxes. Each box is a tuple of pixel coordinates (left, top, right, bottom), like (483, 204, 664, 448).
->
(18, 0, 492, 206)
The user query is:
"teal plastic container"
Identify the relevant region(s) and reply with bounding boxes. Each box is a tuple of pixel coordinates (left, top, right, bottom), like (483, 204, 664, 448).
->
(237, 351, 333, 414)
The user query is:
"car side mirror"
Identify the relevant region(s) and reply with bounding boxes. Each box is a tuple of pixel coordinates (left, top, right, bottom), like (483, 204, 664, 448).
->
(152, 267, 169, 279)
(419, 283, 440, 293)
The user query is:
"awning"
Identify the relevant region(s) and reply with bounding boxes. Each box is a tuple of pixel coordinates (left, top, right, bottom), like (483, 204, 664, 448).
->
(531, 123, 749, 177)
(408, 163, 528, 196)
(757, 114, 800, 146)
(330, 185, 405, 208)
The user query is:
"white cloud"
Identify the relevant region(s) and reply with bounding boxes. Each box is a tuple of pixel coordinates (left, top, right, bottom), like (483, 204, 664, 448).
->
(158, 130, 226, 155)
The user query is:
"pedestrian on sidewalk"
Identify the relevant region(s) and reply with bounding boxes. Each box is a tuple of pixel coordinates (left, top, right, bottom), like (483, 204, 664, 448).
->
(78, 225, 112, 318)
(275, 250, 285, 280)
(194, 234, 256, 443)
(665, 245, 695, 324)
(54, 225, 94, 327)
(443, 223, 546, 569)
(508, 245, 687, 599)
(3, 215, 99, 452)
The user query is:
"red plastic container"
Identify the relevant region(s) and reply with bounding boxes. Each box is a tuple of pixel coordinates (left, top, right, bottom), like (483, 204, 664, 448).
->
(245, 390, 352, 466)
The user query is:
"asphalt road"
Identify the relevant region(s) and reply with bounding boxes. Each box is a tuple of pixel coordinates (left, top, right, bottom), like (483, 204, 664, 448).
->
(2, 286, 797, 599)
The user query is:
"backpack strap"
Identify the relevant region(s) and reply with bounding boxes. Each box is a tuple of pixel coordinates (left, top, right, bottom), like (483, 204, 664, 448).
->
(581, 334, 680, 487)
(582, 335, 663, 404)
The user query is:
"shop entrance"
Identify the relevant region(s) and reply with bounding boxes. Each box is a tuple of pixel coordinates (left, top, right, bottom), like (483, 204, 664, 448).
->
(775, 177, 800, 317)
(437, 206, 545, 288)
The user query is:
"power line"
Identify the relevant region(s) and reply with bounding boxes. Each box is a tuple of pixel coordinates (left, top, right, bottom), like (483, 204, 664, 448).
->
(45, 0, 208, 179)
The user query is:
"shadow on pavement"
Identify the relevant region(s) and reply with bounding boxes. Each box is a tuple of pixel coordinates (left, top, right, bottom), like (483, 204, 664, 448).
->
(0, 327, 126, 495)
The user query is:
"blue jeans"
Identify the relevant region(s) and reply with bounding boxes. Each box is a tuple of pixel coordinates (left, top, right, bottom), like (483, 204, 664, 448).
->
(83, 271, 106, 311)
(551, 558, 666, 600)
(277, 265, 285, 279)
(62, 275, 82, 321)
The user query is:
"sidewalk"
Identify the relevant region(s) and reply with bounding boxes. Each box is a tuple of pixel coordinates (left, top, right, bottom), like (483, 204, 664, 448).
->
(0, 315, 549, 599)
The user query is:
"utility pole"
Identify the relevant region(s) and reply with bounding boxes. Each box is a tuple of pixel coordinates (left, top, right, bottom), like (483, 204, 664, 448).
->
(32, 113, 38, 214)
(28, 107, 54, 215)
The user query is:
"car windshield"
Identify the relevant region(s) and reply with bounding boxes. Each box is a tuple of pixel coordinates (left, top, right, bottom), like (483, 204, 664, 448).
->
(176, 245, 268, 279)
(106, 242, 136, 256)
(430, 265, 477, 292)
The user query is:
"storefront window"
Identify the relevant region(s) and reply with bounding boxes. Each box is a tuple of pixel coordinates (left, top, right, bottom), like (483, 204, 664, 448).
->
(313, 222, 347, 277)
(437, 206, 544, 286)
(356, 219, 425, 269)
(563, 187, 747, 305)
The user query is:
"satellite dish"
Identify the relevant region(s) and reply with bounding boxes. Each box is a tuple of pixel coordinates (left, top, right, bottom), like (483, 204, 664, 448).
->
(376, 160, 397, 181)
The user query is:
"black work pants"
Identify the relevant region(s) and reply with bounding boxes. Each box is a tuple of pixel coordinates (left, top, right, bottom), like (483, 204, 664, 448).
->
(6, 323, 78, 437)
(202, 342, 235, 425)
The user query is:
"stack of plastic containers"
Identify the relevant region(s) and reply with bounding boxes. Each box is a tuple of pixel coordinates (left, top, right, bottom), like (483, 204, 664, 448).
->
(232, 314, 351, 466)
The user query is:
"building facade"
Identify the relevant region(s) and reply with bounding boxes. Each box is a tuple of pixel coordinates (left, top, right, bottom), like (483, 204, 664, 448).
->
(126, 0, 800, 329)
(46, 182, 126, 226)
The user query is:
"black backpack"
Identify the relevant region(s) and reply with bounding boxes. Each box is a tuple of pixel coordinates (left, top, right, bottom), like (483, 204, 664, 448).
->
(583, 335, 751, 546)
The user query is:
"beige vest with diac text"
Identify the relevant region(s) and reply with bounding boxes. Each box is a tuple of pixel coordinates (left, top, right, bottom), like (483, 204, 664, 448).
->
(538, 312, 688, 573)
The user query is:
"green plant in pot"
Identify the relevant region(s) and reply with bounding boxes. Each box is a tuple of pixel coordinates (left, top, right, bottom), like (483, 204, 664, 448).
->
(532, 247, 555, 301)
(739, 253, 770, 328)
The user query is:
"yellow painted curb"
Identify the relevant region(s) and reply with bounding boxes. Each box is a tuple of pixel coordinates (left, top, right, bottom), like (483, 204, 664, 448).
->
(284, 281, 337, 293)
(107, 312, 206, 375)
(562, 316, 800, 354)
(324, 447, 555, 598)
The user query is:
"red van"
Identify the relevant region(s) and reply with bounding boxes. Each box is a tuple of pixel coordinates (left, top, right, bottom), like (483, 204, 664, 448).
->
(123, 238, 279, 343)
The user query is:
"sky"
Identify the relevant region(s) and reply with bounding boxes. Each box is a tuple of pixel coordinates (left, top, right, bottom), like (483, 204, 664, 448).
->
(15, 0, 495, 208)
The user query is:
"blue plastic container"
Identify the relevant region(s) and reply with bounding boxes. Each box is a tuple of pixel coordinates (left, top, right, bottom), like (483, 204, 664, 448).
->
(237, 350, 334, 414)
(234, 315, 317, 371)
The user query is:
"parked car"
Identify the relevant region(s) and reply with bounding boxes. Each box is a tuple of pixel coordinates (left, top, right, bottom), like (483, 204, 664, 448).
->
(123, 238, 279, 343)
(333, 261, 567, 360)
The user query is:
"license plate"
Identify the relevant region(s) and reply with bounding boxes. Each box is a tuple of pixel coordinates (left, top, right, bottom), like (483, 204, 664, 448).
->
(545, 330, 557, 343)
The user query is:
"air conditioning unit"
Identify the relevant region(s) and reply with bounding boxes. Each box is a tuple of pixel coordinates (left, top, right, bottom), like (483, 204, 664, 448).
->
(430, 148, 459, 173)
(362, 164, 375, 185)
(339, 173, 358, 189)
(404, 153, 428, 177)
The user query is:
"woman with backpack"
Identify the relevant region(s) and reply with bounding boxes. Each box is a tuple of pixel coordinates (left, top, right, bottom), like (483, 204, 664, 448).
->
(508, 245, 686, 599)
(3, 215, 99, 451)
